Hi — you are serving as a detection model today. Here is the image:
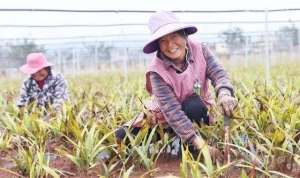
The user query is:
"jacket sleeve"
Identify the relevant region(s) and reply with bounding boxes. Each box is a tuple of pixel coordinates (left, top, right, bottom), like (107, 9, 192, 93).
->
(202, 43, 234, 96)
(51, 74, 69, 111)
(16, 80, 31, 107)
(149, 72, 197, 143)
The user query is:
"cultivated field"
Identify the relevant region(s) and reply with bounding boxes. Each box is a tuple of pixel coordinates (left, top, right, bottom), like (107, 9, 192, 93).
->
(0, 63, 299, 178)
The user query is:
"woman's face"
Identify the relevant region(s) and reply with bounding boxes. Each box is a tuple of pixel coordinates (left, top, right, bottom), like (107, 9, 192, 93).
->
(32, 68, 49, 81)
(158, 32, 187, 63)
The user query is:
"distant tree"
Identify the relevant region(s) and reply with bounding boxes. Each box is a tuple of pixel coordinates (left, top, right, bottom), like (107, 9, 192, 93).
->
(7, 39, 45, 67)
(275, 25, 299, 50)
(220, 27, 245, 54)
(82, 42, 113, 60)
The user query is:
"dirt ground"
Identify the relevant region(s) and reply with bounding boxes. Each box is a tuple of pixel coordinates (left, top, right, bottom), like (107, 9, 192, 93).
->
(129, 155, 181, 178)
(1, 149, 300, 178)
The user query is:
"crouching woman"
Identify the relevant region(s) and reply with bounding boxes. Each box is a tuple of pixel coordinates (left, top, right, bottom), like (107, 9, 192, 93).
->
(116, 11, 238, 156)
(17, 52, 68, 118)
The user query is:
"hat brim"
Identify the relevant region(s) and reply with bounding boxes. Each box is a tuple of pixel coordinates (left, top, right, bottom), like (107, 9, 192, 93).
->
(143, 24, 197, 54)
(19, 62, 53, 75)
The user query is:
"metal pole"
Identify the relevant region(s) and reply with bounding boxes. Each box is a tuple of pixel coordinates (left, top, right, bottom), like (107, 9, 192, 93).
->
(58, 49, 63, 73)
(264, 9, 271, 84)
(123, 48, 128, 81)
(94, 41, 98, 71)
(244, 36, 249, 68)
(76, 48, 80, 72)
(72, 48, 75, 74)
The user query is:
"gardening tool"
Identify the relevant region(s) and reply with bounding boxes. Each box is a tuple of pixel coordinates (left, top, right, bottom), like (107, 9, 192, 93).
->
(223, 115, 231, 178)
(224, 115, 230, 164)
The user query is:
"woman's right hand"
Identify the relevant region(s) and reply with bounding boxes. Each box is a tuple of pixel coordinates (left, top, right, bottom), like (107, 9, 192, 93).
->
(193, 136, 207, 150)
(18, 106, 25, 120)
(218, 89, 238, 117)
(193, 136, 223, 163)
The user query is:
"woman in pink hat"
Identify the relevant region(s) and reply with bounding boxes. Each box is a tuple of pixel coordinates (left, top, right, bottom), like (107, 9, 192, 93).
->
(17, 52, 68, 115)
(116, 11, 237, 158)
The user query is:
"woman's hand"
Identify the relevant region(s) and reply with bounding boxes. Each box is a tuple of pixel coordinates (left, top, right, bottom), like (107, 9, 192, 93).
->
(18, 106, 25, 120)
(193, 136, 207, 150)
(218, 89, 238, 117)
(193, 136, 223, 163)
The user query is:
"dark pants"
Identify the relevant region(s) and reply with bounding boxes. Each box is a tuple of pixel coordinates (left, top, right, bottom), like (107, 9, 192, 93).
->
(116, 94, 209, 141)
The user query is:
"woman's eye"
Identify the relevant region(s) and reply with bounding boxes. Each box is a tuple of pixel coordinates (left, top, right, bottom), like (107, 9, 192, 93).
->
(171, 34, 178, 39)
(160, 39, 166, 43)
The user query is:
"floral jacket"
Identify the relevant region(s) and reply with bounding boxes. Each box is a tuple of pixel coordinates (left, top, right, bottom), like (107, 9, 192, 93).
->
(16, 73, 68, 111)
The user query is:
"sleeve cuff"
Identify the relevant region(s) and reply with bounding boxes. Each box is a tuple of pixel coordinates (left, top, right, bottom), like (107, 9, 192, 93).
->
(216, 87, 234, 97)
(186, 134, 197, 144)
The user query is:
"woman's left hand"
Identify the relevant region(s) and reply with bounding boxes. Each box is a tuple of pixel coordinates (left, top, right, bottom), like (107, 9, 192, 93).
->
(218, 90, 238, 117)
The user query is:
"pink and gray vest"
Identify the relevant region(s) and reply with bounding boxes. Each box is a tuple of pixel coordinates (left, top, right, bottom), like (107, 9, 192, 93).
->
(145, 40, 214, 116)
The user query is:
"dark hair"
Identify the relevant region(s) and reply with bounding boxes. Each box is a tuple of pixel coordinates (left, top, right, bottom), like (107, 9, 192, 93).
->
(30, 66, 52, 78)
(157, 29, 188, 47)
(45, 66, 52, 75)
(176, 29, 188, 38)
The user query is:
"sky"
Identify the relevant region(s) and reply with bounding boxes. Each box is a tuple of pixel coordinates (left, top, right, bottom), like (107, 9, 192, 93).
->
(1, 0, 300, 11)
(1, 0, 300, 42)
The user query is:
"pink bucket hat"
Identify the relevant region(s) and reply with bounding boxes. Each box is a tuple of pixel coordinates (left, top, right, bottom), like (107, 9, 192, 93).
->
(19, 53, 53, 74)
(143, 11, 197, 54)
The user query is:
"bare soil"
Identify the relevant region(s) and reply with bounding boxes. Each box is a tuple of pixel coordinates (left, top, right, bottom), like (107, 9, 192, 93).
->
(1, 148, 300, 178)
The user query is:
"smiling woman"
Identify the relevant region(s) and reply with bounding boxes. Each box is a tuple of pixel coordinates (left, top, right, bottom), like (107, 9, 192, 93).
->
(116, 11, 238, 161)
(158, 31, 187, 64)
